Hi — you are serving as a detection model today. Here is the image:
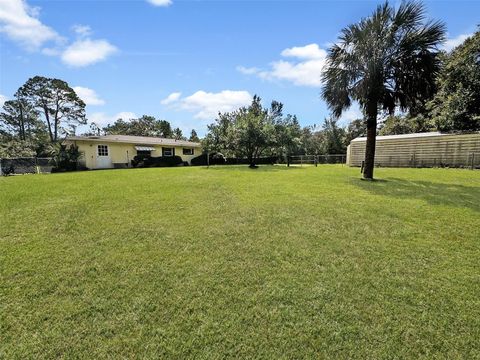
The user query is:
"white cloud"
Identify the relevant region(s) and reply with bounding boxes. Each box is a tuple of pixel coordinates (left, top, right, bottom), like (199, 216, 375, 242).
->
(0, 94, 8, 107)
(236, 66, 260, 75)
(238, 43, 327, 87)
(147, 0, 172, 6)
(259, 59, 326, 87)
(0, 0, 60, 50)
(161, 92, 182, 105)
(41, 47, 60, 56)
(72, 24, 92, 38)
(73, 86, 105, 106)
(167, 90, 253, 120)
(442, 33, 472, 52)
(0, 1, 117, 68)
(61, 39, 117, 67)
(281, 43, 327, 60)
(88, 111, 137, 127)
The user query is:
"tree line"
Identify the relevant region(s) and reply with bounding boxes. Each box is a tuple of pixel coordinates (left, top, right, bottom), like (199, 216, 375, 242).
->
(88, 116, 200, 143)
(203, 95, 361, 167)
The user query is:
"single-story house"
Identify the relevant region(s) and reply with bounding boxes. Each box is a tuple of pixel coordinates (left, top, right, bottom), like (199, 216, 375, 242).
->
(65, 135, 202, 169)
(347, 131, 480, 168)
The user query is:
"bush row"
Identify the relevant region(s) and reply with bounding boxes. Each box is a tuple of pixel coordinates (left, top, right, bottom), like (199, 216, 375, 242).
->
(131, 155, 186, 168)
(190, 152, 278, 166)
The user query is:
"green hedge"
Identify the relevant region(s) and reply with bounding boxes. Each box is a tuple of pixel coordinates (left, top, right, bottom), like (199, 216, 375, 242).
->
(132, 155, 184, 168)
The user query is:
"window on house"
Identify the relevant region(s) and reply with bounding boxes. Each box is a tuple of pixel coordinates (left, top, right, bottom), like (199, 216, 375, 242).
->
(163, 147, 173, 157)
(97, 145, 109, 156)
(183, 148, 194, 155)
(137, 150, 151, 157)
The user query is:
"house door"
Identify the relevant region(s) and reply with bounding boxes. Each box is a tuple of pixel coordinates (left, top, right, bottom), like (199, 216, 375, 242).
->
(96, 144, 112, 168)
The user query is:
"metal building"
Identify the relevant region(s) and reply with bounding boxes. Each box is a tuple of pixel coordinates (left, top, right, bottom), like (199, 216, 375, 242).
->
(347, 132, 480, 168)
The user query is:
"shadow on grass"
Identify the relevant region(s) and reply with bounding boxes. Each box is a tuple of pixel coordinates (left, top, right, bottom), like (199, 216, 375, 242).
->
(354, 177, 480, 212)
(201, 165, 304, 172)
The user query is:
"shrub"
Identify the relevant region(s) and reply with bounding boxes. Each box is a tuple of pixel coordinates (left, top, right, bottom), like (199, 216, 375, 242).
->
(225, 156, 277, 165)
(191, 152, 226, 166)
(131, 155, 183, 168)
(1, 163, 15, 176)
(52, 144, 82, 172)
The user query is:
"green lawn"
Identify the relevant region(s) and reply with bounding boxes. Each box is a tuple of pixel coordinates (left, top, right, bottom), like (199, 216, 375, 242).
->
(1, 165, 479, 359)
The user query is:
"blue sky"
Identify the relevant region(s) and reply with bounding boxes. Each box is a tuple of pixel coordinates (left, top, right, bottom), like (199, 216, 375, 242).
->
(0, 0, 478, 136)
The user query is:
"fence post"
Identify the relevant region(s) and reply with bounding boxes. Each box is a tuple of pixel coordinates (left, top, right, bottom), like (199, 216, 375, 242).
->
(0, 158, 2, 176)
(315, 155, 318, 167)
(300, 155, 303, 167)
(287, 156, 290, 167)
(472, 153, 475, 170)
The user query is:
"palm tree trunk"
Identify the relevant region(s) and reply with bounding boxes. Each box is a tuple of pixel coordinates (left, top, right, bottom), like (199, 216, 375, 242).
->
(363, 103, 377, 180)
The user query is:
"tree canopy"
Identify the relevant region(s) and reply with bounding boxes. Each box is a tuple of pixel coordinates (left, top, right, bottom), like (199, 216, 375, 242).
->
(429, 30, 480, 131)
(205, 95, 279, 167)
(103, 115, 174, 137)
(0, 98, 39, 141)
(189, 129, 200, 142)
(204, 95, 350, 166)
(17, 76, 86, 142)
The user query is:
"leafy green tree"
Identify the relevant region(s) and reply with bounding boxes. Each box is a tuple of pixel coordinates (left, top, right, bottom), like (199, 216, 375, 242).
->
(429, 30, 480, 131)
(102, 119, 132, 135)
(379, 114, 435, 135)
(321, 118, 346, 154)
(0, 138, 37, 158)
(345, 119, 367, 144)
(189, 129, 200, 142)
(236, 96, 277, 167)
(173, 127, 186, 140)
(52, 143, 83, 171)
(322, 2, 445, 179)
(206, 95, 286, 167)
(0, 98, 39, 141)
(103, 115, 173, 137)
(379, 115, 413, 135)
(299, 126, 323, 155)
(274, 114, 302, 161)
(18, 76, 86, 142)
(205, 111, 237, 157)
(87, 122, 103, 136)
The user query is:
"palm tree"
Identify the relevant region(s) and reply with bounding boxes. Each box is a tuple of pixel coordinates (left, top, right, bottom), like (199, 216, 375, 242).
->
(322, 1, 445, 179)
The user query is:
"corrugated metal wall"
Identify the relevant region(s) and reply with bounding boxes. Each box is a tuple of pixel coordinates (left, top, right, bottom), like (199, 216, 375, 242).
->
(347, 132, 480, 168)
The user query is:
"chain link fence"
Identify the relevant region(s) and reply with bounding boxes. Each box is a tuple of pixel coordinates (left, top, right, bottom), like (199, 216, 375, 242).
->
(287, 154, 346, 167)
(0, 157, 54, 175)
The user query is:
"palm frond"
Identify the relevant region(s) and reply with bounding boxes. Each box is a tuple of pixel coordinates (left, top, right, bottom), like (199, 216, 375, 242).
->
(321, 0, 445, 119)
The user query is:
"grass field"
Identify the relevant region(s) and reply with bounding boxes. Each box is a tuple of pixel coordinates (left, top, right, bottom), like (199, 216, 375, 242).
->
(1, 165, 479, 358)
